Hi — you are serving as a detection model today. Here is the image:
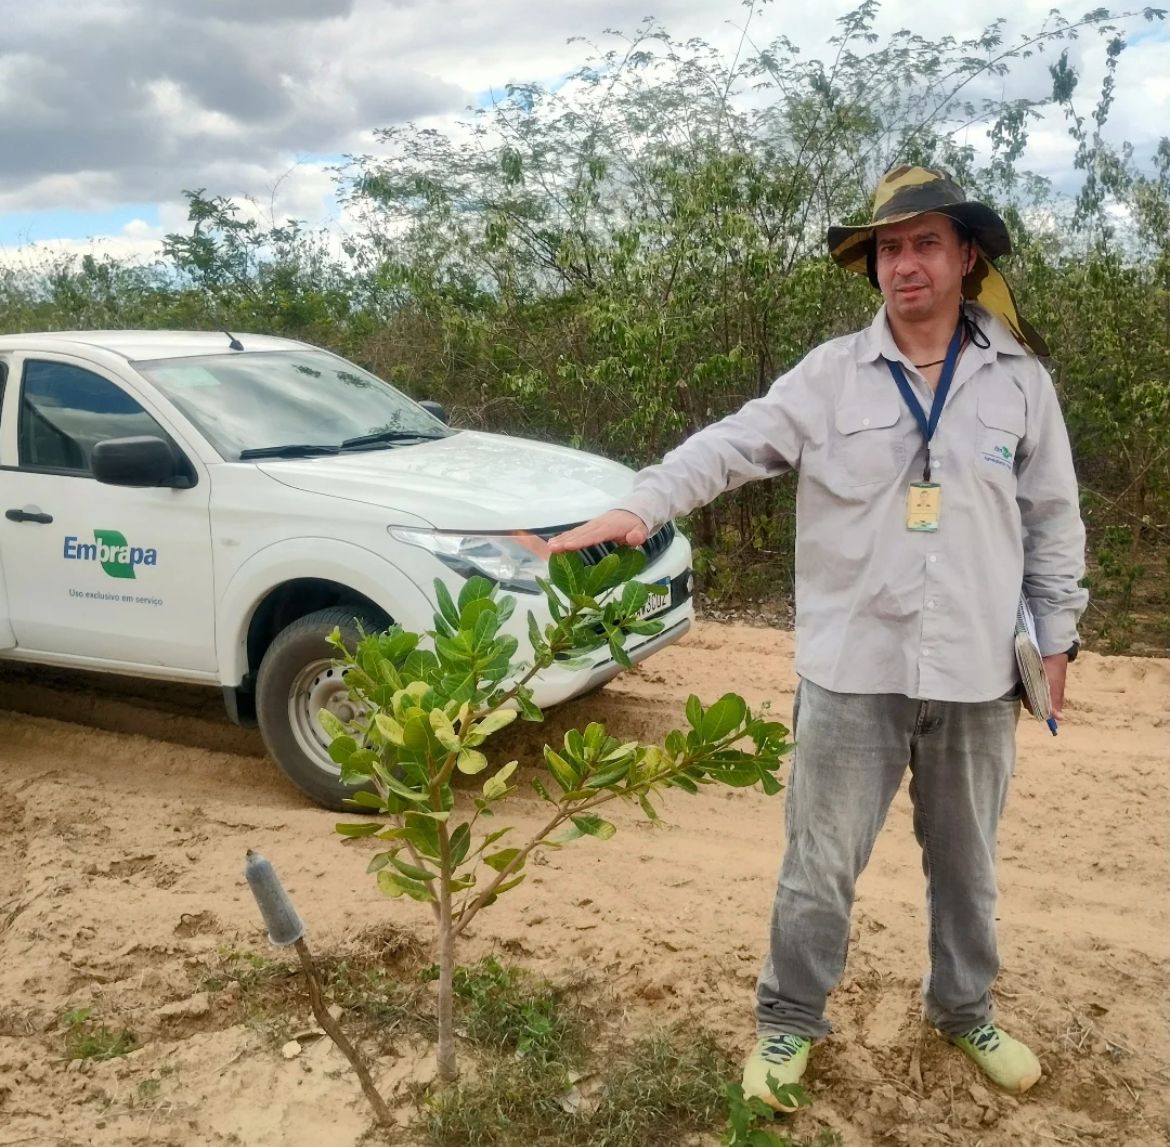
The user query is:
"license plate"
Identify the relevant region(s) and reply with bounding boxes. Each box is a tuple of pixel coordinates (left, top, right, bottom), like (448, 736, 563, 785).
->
(635, 577, 672, 621)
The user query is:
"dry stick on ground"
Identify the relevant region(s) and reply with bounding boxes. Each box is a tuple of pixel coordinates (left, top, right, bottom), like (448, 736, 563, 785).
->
(293, 937, 393, 1128)
(244, 850, 392, 1127)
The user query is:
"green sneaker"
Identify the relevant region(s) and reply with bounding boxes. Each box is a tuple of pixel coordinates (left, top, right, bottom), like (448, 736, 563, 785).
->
(950, 1023, 1042, 1093)
(742, 1033, 811, 1112)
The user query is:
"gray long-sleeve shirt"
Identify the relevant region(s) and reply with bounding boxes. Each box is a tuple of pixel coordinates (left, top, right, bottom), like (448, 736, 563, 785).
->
(619, 303, 1088, 703)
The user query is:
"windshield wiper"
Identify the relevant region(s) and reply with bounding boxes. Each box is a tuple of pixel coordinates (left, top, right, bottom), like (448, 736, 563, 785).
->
(340, 429, 449, 450)
(238, 443, 340, 460)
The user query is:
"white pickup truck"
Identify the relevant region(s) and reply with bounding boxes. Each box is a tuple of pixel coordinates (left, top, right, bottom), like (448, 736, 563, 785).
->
(0, 330, 693, 807)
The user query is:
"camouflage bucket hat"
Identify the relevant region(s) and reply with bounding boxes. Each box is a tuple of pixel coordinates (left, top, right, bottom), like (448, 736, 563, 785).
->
(827, 165, 1049, 356)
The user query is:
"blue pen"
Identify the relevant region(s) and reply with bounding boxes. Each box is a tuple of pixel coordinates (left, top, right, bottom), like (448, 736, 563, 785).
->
(1046, 716, 1058, 736)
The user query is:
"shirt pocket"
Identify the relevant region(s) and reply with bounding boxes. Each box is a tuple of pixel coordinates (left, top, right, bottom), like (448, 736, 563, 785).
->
(832, 399, 905, 487)
(975, 395, 1026, 484)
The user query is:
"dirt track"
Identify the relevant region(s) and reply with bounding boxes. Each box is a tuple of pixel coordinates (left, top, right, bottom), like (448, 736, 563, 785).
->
(0, 621, 1167, 1146)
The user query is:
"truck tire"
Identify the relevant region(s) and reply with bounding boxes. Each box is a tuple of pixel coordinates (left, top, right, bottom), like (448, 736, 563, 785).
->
(256, 606, 384, 810)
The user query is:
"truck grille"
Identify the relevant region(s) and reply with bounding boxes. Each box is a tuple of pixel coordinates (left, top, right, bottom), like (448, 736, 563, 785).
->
(533, 521, 676, 570)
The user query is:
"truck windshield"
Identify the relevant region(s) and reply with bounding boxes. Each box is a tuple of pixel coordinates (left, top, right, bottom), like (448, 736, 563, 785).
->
(134, 349, 452, 460)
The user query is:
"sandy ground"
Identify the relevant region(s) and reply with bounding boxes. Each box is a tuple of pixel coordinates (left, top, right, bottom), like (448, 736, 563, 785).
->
(0, 621, 1167, 1147)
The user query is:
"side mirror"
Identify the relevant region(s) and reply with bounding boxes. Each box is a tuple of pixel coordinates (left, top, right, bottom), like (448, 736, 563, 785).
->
(92, 436, 192, 488)
(418, 399, 449, 425)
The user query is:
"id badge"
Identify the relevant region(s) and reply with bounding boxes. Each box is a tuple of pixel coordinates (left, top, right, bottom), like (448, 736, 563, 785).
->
(906, 482, 941, 532)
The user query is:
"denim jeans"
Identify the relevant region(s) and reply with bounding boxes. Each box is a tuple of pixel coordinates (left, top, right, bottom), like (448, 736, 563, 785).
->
(756, 677, 1020, 1038)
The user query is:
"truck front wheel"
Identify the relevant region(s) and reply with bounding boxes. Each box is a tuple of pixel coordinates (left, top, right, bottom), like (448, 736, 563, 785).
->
(255, 606, 382, 810)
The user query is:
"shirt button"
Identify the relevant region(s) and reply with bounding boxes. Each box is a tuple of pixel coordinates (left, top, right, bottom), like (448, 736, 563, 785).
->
(928, 555, 938, 563)
(928, 600, 937, 608)
(862, 418, 871, 427)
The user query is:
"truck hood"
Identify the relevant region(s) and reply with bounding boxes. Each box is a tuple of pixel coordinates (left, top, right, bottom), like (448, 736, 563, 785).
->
(257, 430, 636, 530)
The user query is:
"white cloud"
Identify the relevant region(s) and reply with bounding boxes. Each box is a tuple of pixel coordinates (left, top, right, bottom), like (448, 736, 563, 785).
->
(0, 0, 1165, 250)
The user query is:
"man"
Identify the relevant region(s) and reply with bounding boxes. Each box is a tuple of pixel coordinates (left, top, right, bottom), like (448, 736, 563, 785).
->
(548, 167, 1087, 1104)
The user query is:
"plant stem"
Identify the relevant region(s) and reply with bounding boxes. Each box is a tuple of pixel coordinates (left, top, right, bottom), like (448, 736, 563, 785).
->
(436, 824, 458, 1083)
(293, 937, 392, 1127)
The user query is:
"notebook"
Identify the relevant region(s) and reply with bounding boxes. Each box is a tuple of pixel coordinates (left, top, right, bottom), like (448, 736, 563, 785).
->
(1015, 594, 1058, 735)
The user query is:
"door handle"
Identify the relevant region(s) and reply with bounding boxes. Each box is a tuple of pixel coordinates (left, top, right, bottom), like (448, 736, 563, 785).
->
(5, 509, 54, 524)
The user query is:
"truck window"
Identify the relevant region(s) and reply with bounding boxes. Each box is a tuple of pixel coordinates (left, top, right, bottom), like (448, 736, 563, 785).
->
(18, 360, 168, 475)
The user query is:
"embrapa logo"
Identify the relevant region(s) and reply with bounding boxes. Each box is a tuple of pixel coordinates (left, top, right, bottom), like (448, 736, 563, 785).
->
(63, 531, 159, 580)
(982, 443, 1015, 469)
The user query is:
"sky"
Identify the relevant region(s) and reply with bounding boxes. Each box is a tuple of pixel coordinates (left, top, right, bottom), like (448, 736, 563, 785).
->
(1, 0, 1167, 264)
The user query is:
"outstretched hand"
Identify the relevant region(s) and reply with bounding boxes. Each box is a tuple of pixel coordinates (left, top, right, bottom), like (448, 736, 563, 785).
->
(547, 509, 649, 554)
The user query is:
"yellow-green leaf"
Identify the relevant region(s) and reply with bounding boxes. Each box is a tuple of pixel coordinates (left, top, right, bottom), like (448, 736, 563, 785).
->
(457, 748, 489, 775)
(483, 761, 518, 800)
(318, 708, 348, 740)
(472, 709, 517, 738)
(374, 712, 405, 746)
(429, 708, 462, 752)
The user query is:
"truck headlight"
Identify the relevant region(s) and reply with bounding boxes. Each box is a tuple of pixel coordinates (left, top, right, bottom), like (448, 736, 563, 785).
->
(389, 527, 551, 594)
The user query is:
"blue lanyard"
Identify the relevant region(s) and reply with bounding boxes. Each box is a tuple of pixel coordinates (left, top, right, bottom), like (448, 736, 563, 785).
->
(883, 319, 965, 483)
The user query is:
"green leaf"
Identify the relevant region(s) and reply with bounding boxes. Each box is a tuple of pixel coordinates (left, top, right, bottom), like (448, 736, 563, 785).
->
(570, 814, 617, 840)
(548, 551, 580, 595)
(457, 748, 489, 775)
(712, 759, 760, 787)
(531, 777, 553, 803)
(608, 635, 632, 669)
(685, 695, 702, 731)
(401, 715, 431, 752)
(434, 578, 461, 629)
(747, 1131, 784, 1147)
(700, 694, 747, 741)
(402, 812, 441, 859)
(391, 854, 437, 883)
(526, 610, 545, 651)
(449, 822, 471, 867)
(483, 847, 523, 872)
(384, 774, 431, 803)
(618, 580, 651, 615)
(328, 734, 359, 766)
(544, 749, 577, 791)
(481, 873, 526, 905)
(559, 788, 597, 801)
(457, 575, 495, 612)
(623, 619, 664, 636)
(366, 852, 392, 874)
(613, 548, 646, 581)
(339, 751, 378, 786)
(536, 577, 564, 620)
(765, 1080, 809, 1110)
(584, 760, 632, 788)
(377, 870, 436, 903)
(335, 821, 382, 837)
(584, 551, 621, 595)
(638, 794, 659, 822)
(345, 790, 387, 810)
(459, 595, 497, 632)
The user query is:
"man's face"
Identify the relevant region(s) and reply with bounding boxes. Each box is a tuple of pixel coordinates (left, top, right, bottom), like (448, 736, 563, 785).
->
(873, 213, 974, 323)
